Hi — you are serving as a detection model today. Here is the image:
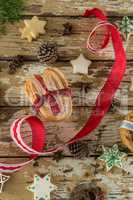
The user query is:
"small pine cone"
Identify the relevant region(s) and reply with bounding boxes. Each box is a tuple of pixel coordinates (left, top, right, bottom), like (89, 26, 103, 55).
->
(70, 182, 105, 200)
(68, 141, 88, 159)
(8, 55, 24, 74)
(110, 98, 120, 113)
(38, 42, 58, 64)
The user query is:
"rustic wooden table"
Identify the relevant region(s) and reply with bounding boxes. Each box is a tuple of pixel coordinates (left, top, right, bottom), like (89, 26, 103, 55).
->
(0, 0, 133, 199)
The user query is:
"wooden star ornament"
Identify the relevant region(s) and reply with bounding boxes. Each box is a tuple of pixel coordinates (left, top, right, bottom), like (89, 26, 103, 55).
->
(70, 54, 92, 75)
(20, 16, 47, 42)
(0, 174, 10, 193)
(27, 174, 57, 200)
(98, 144, 126, 172)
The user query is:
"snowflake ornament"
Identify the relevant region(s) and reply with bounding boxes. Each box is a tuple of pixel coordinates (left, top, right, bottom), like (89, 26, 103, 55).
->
(119, 16, 133, 41)
(27, 174, 57, 200)
(98, 144, 126, 172)
(0, 174, 10, 193)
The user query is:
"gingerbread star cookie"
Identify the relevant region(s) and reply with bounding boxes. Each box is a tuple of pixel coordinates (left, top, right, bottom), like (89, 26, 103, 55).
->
(20, 27, 35, 42)
(20, 16, 47, 42)
(27, 174, 57, 200)
(98, 144, 126, 172)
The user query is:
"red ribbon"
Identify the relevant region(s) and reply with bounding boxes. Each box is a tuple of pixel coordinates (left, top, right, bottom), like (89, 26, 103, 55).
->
(69, 8, 126, 142)
(0, 8, 126, 172)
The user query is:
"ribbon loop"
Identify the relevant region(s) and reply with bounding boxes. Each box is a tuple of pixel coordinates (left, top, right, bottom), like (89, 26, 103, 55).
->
(87, 21, 110, 52)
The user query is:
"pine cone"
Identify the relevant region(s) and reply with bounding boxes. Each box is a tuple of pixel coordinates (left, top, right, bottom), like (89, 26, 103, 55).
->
(110, 98, 120, 113)
(37, 42, 58, 64)
(8, 55, 24, 74)
(70, 182, 104, 200)
(68, 141, 88, 159)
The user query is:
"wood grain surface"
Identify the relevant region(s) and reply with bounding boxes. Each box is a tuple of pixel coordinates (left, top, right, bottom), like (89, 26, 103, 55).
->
(23, 0, 133, 16)
(0, 0, 133, 199)
(0, 17, 133, 60)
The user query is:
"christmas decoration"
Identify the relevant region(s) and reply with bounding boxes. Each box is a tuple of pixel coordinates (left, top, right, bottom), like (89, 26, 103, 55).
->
(37, 42, 58, 64)
(109, 98, 120, 113)
(118, 16, 133, 41)
(19, 27, 33, 43)
(20, 16, 47, 42)
(98, 144, 126, 172)
(27, 174, 57, 200)
(120, 112, 133, 151)
(0, 174, 10, 193)
(70, 182, 104, 200)
(63, 22, 72, 35)
(70, 54, 92, 75)
(8, 55, 24, 74)
(25, 67, 72, 121)
(0, 8, 126, 175)
(0, 0, 24, 33)
(68, 141, 88, 158)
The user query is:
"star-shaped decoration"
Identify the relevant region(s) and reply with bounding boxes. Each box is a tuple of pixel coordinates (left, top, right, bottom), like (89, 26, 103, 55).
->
(27, 174, 57, 200)
(24, 16, 46, 37)
(98, 144, 126, 172)
(0, 174, 10, 193)
(20, 16, 47, 42)
(119, 16, 133, 41)
(70, 54, 92, 75)
(20, 27, 35, 43)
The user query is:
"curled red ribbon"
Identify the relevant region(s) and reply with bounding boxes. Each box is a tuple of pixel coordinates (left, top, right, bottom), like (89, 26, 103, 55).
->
(69, 8, 126, 142)
(0, 8, 126, 172)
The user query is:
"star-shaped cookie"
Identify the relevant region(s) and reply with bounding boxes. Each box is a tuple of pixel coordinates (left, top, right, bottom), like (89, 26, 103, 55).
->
(98, 144, 126, 172)
(24, 16, 46, 37)
(20, 26, 35, 43)
(20, 16, 47, 42)
(27, 174, 57, 200)
(0, 174, 10, 193)
(70, 54, 92, 75)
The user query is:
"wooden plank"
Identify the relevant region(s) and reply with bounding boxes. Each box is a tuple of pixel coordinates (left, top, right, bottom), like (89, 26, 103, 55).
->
(0, 61, 132, 107)
(1, 1, 133, 199)
(0, 17, 131, 59)
(0, 157, 133, 200)
(0, 106, 129, 157)
(23, 0, 133, 16)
